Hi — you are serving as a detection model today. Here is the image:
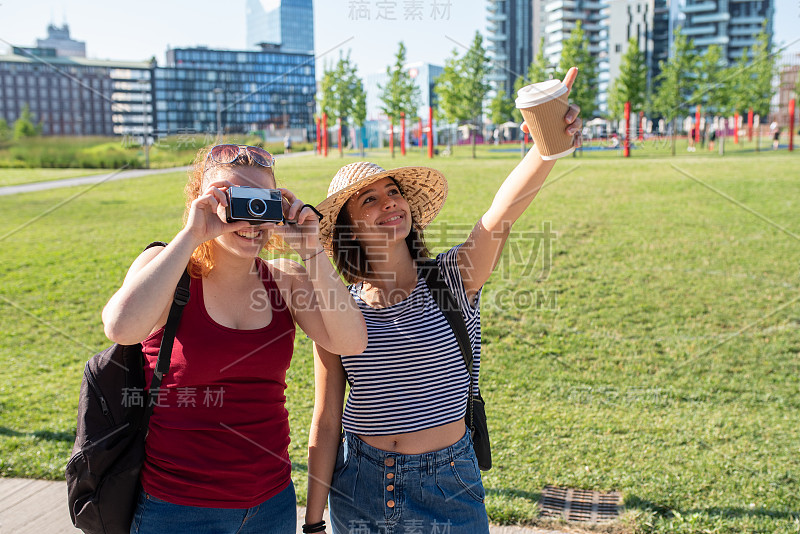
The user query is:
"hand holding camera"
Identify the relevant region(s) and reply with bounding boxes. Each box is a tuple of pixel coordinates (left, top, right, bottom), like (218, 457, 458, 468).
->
(272, 187, 325, 258)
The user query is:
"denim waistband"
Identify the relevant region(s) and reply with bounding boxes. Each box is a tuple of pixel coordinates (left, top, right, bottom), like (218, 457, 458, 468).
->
(343, 428, 473, 471)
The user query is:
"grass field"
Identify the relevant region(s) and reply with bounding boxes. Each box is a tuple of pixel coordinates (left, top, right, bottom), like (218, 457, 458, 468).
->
(0, 146, 798, 533)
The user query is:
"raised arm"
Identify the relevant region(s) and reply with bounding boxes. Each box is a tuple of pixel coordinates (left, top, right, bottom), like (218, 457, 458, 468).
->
(306, 343, 348, 531)
(102, 179, 250, 345)
(277, 189, 367, 356)
(458, 67, 582, 300)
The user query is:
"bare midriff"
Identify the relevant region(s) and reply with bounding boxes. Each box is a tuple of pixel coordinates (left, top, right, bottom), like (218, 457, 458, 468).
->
(357, 419, 466, 455)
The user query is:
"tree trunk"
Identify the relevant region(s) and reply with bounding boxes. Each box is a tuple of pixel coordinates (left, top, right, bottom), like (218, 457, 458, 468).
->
(671, 118, 676, 156)
(472, 118, 477, 159)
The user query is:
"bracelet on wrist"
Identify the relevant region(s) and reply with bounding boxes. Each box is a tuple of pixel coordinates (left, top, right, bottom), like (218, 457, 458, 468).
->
(302, 520, 326, 533)
(301, 248, 325, 262)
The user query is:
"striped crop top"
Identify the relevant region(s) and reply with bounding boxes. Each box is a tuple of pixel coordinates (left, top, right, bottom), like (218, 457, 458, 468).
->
(340, 245, 482, 436)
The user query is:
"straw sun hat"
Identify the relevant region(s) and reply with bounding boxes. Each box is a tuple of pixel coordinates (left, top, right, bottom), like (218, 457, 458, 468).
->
(316, 162, 448, 252)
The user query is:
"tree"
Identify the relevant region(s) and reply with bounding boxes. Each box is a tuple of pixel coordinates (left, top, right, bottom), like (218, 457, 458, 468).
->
(558, 21, 598, 118)
(694, 45, 729, 114)
(13, 104, 38, 140)
(489, 90, 516, 126)
(318, 51, 366, 156)
(607, 37, 648, 119)
(433, 49, 466, 152)
(653, 29, 698, 155)
(0, 119, 10, 142)
(746, 27, 775, 118)
(727, 26, 776, 151)
(459, 31, 491, 158)
(729, 47, 751, 118)
(379, 42, 420, 155)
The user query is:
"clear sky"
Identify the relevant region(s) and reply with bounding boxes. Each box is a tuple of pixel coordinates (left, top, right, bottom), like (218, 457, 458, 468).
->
(0, 0, 798, 80)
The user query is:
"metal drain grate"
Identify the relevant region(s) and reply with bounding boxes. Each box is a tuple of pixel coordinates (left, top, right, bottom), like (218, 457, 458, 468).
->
(539, 485, 622, 522)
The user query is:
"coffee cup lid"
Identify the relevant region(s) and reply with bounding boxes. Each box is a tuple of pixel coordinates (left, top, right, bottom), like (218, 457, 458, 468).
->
(515, 79, 568, 108)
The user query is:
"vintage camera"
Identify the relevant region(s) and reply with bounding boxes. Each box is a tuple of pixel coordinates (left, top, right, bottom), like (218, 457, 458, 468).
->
(225, 187, 284, 225)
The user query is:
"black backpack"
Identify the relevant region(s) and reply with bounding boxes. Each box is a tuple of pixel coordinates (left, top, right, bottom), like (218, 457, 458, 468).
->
(66, 243, 190, 534)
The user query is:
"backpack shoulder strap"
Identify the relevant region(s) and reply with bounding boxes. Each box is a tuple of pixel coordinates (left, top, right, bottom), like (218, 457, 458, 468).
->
(141, 263, 191, 432)
(417, 258, 476, 430)
(417, 258, 473, 373)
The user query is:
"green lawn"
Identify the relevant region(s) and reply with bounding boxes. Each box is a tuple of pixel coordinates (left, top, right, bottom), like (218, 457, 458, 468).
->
(0, 148, 798, 533)
(0, 168, 108, 187)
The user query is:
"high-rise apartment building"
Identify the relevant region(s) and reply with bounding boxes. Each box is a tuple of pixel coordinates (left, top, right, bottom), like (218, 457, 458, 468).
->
(487, 0, 534, 98)
(542, 0, 609, 112)
(606, 0, 670, 99)
(680, 0, 773, 64)
(246, 0, 314, 54)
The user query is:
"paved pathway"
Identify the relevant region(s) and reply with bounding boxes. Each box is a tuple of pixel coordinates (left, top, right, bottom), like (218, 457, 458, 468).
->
(0, 478, 567, 534)
(0, 150, 316, 197)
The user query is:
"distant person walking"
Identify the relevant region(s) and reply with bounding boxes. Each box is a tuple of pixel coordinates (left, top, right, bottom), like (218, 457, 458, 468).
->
(770, 121, 780, 150)
(284, 134, 293, 154)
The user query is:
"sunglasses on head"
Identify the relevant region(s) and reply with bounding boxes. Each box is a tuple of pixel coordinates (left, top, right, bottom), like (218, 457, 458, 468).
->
(204, 144, 275, 171)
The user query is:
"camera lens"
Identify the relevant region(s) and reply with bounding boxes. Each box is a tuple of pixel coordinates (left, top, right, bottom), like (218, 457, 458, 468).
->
(248, 198, 267, 217)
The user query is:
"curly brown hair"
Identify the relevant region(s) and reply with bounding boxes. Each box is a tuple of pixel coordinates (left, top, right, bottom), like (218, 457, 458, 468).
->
(184, 146, 285, 278)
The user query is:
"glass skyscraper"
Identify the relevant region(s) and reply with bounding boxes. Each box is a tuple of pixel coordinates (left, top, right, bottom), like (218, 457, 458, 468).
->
(246, 0, 314, 54)
(154, 47, 316, 135)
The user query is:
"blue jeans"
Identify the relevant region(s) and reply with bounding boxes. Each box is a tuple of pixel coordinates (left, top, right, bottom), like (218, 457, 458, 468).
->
(129, 481, 296, 534)
(329, 429, 489, 534)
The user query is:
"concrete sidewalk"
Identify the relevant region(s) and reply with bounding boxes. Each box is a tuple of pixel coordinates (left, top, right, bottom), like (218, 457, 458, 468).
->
(0, 150, 316, 197)
(0, 478, 566, 534)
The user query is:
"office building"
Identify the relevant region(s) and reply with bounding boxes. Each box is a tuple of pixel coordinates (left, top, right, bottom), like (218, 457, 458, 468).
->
(680, 0, 774, 64)
(36, 23, 86, 58)
(245, 0, 314, 54)
(153, 46, 316, 135)
(487, 0, 535, 97)
(773, 52, 799, 126)
(0, 50, 151, 136)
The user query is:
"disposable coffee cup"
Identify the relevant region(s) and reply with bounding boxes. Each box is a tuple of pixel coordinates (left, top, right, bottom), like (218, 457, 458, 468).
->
(515, 79, 575, 160)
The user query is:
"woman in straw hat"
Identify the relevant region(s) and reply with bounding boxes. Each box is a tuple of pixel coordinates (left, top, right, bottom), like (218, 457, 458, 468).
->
(304, 68, 582, 534)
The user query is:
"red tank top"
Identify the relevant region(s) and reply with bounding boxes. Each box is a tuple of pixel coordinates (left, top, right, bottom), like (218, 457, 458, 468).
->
(140, 259, 295, 508)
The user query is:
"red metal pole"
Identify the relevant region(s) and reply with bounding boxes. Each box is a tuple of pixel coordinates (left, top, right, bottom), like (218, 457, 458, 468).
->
(790, 99, 796, 152)
(734, 112, 740, 144)
(401, 112, 406, 156)
(315, 117, 320, 154)
(322, 113, 328, 157)
(427, 106, 433, 159)
(695, 105, 701, 149)
(624, 101, 631, 157)
(747, 108, 753, 142)
(338, 118, 343, 158)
